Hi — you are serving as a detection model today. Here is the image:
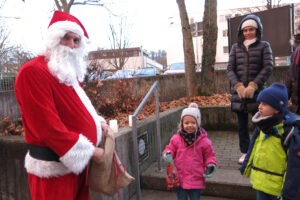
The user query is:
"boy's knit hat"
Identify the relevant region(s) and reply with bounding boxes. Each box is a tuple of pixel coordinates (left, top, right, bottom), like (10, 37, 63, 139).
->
(181, 103, 201, 127)
(257, 82, 288, 112)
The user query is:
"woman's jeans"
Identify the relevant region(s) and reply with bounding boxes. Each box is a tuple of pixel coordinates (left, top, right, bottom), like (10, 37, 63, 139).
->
(176, 188, 202, 200)
(237, 111, 255, 153)
(256, 190, 278, 200)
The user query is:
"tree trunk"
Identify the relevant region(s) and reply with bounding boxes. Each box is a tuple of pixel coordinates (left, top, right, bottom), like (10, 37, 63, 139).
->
(176, 0, 197, 97)
(200, 0, 218, 96)
(54, 0, 74, 13)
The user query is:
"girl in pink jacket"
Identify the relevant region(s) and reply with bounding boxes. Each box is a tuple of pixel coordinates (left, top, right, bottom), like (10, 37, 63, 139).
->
(162, 103, 217, 200)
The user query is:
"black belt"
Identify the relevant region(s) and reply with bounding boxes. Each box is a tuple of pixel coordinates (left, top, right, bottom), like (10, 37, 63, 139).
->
(29, 144, 60, 162)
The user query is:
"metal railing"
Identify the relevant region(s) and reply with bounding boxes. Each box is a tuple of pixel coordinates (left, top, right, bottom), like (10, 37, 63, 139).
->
(132, 81, 161, 200)
(0, 73, 16, 92)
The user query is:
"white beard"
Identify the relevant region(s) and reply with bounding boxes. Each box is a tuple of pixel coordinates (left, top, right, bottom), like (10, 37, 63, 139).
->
(46, 45, 87, 87)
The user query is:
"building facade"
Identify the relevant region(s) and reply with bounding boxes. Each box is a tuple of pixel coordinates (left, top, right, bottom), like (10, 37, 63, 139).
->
(166, 3, 300, 68)
(88, 47, 163, 72)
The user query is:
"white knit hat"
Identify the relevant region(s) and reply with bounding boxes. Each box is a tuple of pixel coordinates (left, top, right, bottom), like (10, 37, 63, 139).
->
(241, 19, 258, 30)
(181, 103, 201, 127)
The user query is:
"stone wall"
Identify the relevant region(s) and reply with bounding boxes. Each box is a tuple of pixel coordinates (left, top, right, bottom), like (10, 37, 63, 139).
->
(0, 91, 20, 121)
(0, 66, 289, 122)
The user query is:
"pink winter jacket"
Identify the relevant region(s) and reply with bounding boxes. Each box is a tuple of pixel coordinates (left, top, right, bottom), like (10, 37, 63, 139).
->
(162, 128, 217, 189)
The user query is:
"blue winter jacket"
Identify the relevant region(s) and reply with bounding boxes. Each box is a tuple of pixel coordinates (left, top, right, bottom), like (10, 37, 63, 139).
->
(240, 111, 300, 200)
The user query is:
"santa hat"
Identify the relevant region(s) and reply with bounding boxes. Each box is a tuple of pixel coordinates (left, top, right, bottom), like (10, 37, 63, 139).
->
(241, 19, 258, 30)
(181, 102, 201, 127)
(44, 11, 89, 49)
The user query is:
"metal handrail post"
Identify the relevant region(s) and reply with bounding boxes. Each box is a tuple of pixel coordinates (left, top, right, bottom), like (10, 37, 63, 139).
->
(132, 115, 141, 200)
(133, 82, 158, 115)
(155, 84, 162, 171)
(131, 81, 161, 200)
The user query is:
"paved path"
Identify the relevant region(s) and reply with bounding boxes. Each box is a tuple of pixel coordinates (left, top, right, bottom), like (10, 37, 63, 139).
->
(209, 131, 242, 169)
(130, 189, 238, 200)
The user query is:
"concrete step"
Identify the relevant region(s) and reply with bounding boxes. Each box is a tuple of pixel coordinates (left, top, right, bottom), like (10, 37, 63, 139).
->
(141, 162, 256, 200)
(130, 189, 239, 200)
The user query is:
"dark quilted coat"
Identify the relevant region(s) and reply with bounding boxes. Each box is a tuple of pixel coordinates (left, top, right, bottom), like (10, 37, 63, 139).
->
(286, 45, 300, 114)
(227, 14, 273, 113)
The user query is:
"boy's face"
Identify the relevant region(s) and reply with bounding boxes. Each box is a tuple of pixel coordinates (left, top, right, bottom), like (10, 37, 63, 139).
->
(182, 115, 197, 134)
(258, 102, 279, 117)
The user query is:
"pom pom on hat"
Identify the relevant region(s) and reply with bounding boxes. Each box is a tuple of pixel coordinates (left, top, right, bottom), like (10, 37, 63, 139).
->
(241, 19, 258, 30)
(257, 82, 288, 113)
(181, 103, 201, 127)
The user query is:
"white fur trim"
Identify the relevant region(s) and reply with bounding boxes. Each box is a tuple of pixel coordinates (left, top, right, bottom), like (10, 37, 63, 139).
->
(60, 134, 95, 174)
(25, 152, 71, 178)
(252, 112, 272, 123)
(48, 20, 84, 40)
(73, 83, 103, 146)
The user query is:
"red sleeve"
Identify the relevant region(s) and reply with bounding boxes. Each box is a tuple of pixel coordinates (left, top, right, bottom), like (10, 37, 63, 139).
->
(15, 65, 79, 156)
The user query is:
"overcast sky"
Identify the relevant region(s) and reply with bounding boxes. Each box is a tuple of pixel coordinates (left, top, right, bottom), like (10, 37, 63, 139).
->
(1, 0, 300, 54)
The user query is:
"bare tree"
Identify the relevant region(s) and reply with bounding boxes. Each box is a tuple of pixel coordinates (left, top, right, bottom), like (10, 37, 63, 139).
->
(176, 0, 197, 97)
(200, 0, 218, 96)
(0, 17, 33, 72)
(263, 0, 282, 9)
(53, 0, 106, 13)
(83, 58, 106, 83)
(107, 17, 130, 70)
(0, 0, 6, 8)
(0, 24, 16, 72)
(149, 49, 167, 66)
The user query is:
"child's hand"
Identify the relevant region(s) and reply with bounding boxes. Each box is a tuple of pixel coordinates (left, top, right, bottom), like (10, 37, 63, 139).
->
(163, 151, 173, 163)
(203, 164, 216, 178)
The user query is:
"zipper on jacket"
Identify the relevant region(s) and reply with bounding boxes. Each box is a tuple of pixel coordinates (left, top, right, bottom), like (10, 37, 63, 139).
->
(251, 165, 284, 177)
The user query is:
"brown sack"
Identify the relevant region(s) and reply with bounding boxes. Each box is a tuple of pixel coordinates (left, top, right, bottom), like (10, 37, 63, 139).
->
(88, 129, 135, 197)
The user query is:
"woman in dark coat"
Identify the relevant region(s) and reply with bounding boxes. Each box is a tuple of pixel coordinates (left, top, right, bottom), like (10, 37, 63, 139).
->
(227, 14, 273, 164)
(285, 33, 300, 114)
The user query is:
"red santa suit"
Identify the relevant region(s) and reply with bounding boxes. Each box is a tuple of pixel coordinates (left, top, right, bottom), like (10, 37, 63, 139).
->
(14, 11, 104, 200)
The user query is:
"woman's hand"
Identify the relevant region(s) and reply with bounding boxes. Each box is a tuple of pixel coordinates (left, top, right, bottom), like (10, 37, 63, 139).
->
(244, 81, 258, 98)
(234, 82, 246, 99)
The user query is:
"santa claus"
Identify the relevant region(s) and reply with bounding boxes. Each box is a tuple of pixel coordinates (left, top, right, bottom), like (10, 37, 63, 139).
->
(15, 11, 108, 200)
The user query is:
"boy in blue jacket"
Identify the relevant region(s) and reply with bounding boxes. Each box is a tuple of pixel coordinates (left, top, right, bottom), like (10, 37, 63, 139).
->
(240, 82, 300, 200)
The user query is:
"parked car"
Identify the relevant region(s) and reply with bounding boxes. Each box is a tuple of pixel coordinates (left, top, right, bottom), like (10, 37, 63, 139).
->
(100, 71, 113, 80)
(87, 71, 99, 81)
(106, 69, 134, 79)
(134, 67, 157, 77)
(164, 62, 185, 74)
